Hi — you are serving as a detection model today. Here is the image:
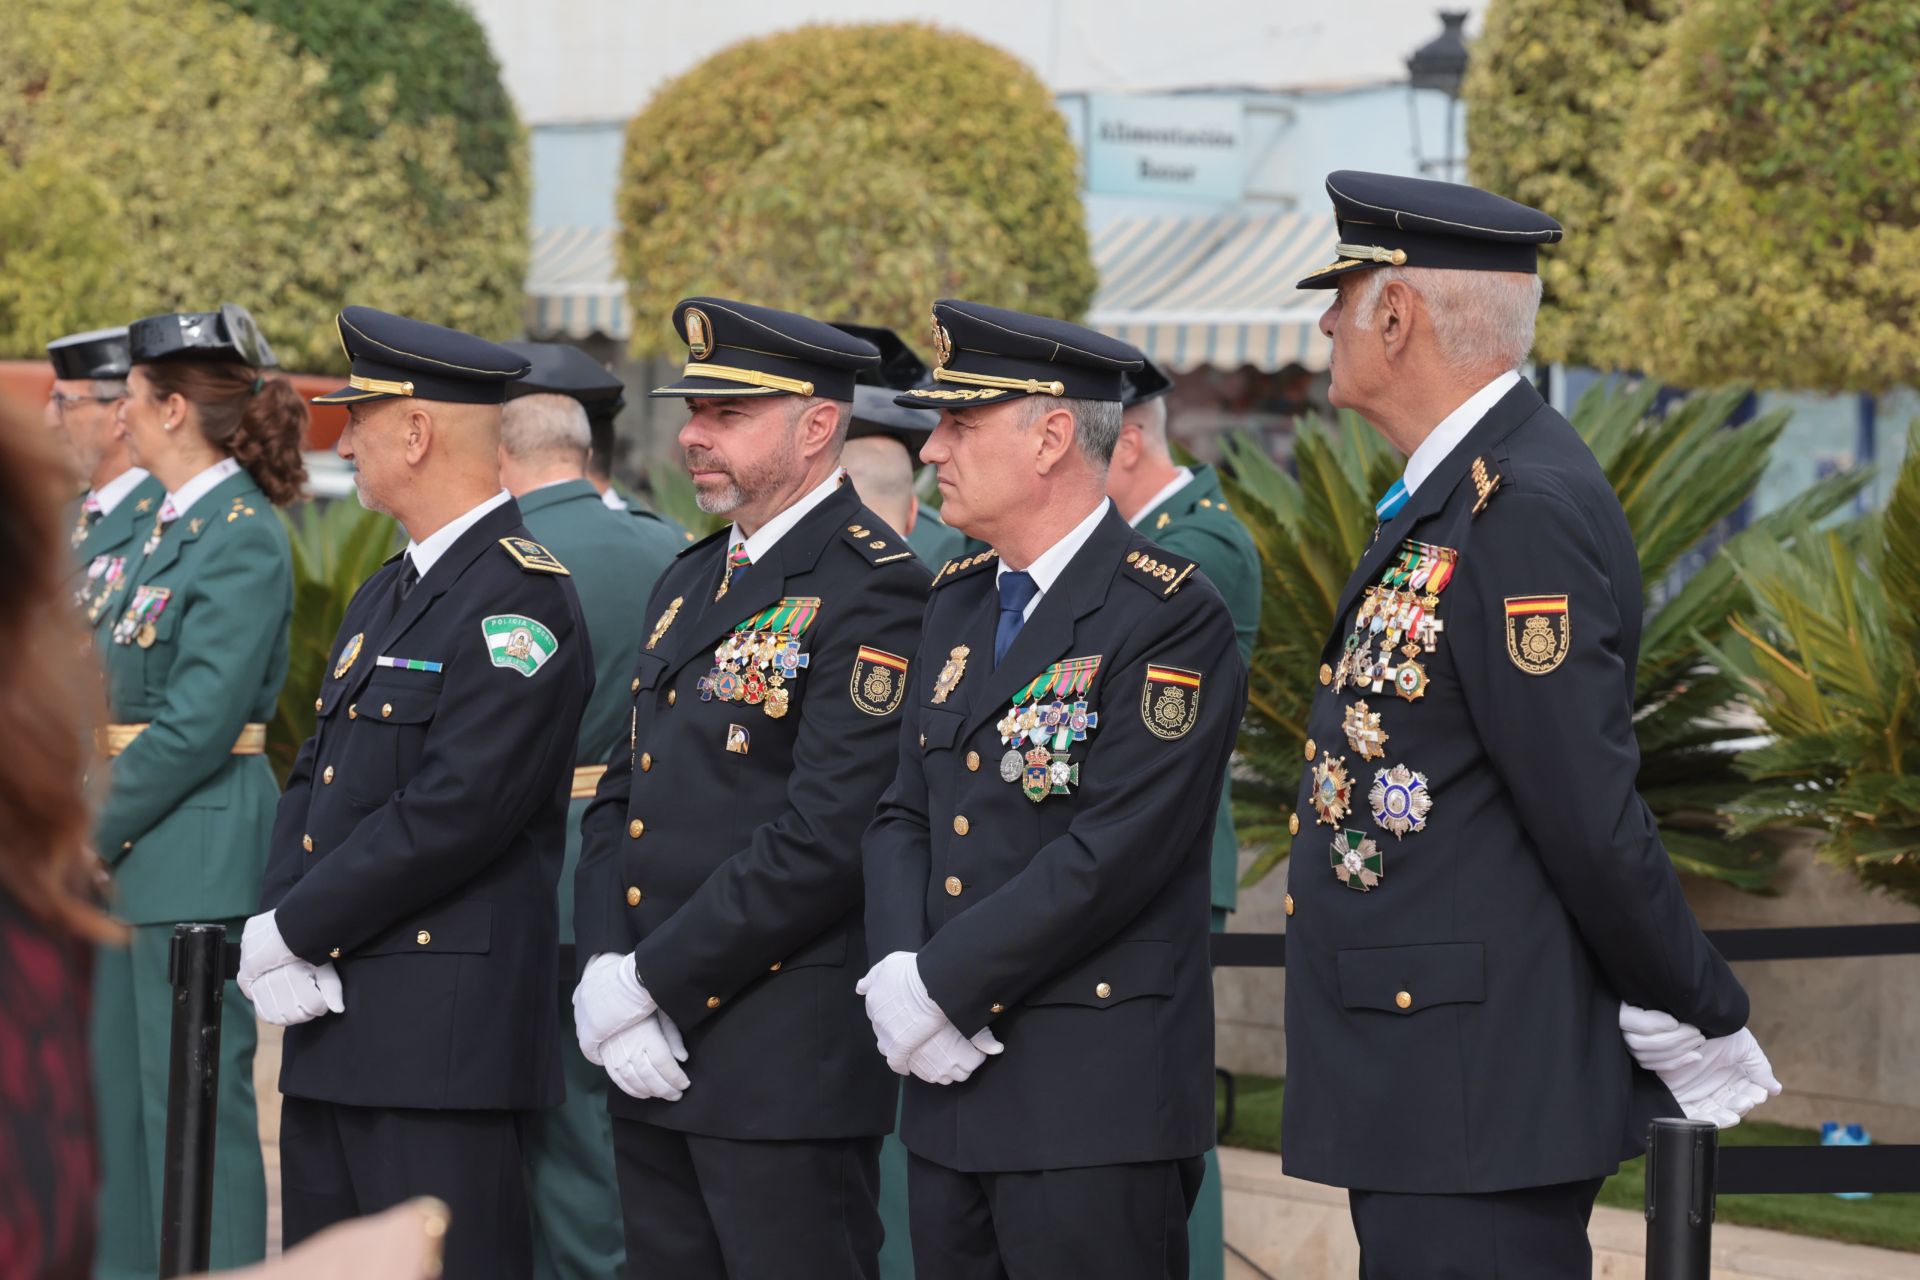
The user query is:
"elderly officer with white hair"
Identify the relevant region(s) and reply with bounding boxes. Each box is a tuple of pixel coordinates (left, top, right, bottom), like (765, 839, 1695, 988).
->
(1278, 171, 1780, 1278)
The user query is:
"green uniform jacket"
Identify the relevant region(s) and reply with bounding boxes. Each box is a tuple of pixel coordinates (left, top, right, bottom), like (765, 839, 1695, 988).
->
(95, 471, 291, 925)
(518, 479, 679, 944)
(74, 475, 167, 641)
(906, 498, 968, 569)
(1136, 465, 1260, 911)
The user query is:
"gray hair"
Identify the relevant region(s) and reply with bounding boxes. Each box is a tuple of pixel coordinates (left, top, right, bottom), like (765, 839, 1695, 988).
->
(1022, 395, 1125, 469)
(500, 392, 591, 465)
(1351, 266, 1542, 375)
(787, 396, 853, 452)
(1123, 395, 1169, 454)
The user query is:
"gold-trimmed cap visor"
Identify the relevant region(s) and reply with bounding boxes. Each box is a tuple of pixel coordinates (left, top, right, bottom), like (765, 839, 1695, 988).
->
(314, 306, 531, 404)
(1297, 169, 1562, 290)
(648, 297, 880, 401)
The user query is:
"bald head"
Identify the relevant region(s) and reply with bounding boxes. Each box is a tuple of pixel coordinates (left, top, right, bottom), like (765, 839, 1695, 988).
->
(841, 436, 917, 538)
(338, 395, 504, 541)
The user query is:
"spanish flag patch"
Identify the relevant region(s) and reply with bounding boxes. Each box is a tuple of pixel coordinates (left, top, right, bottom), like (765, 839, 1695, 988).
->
(1503, 595, 1570, 675)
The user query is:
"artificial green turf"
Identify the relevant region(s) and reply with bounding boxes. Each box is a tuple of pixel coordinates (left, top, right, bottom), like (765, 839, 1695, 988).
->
(1217, 1073, 1920, 1253)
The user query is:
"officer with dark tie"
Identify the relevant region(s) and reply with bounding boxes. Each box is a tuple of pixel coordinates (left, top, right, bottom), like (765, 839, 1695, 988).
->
(239, 307, 592, 1280)
(861, 299, 1247, 1280)
(570, 298, 928, 1279)
(1280, 172, 1777, 1278)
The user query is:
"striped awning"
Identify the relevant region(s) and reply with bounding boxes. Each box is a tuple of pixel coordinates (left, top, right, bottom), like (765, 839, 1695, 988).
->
(1086, 212, 1337, 372)
(525, 227, 631, 341)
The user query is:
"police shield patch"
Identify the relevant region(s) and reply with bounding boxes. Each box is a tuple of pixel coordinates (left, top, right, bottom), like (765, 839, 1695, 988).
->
(1141, 665, 1202, 739)
(1504, 596, 1570, 675)
(482, 614, 558, 677)
(850, 646, 909, 716)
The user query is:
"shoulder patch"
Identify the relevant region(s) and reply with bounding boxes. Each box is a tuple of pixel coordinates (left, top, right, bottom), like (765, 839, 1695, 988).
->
(676, 525, 729, 558)
(930, 548, 1000, 589)
(839, 521, 918, 567)
(498, 536, 570, 575)
(1470, 456, 1502, 516)
(1122, 547, 1196, 598)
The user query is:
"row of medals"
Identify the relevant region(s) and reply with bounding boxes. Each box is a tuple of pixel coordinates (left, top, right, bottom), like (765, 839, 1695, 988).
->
(994, 695, 1097, 803)
(1312, 551, 1451, 892)
(697, 627, 810, 719)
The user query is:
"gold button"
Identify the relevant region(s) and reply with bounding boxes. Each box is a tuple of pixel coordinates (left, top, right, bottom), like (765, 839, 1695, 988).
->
(1095, 982, 1113, 999)
(1288, 813, 1300, 836)
(323, 766, 334, 785)
(990, 1003, 1005, 1014)
(381, 703, 393, 718)
(1395, 991, 1412, 1010)
(314, 696, 324, 711)
(667, 689, 677, 706)
(769, 961, 782, 972)
(1319, 663, 1332, 686)
(302, 834, 313, 852)
(966, 751, 980, 772)
(629, 819, 645, 839)
(348, 704, 358, 719)
(631, 677, 640, 693)
(417, 930, 431, 946)
(953, 815, 969, 836)
(1304, 739, 1316, 761)
(640, 753, 653, 772)
(122, 840, 133, 851)
(626, 886, 642, 906)
(944, 875, 963, 897)
(706, 996, 721, 1009)
(328, 948, 341, 960)
(1284, 893, 1295, 916)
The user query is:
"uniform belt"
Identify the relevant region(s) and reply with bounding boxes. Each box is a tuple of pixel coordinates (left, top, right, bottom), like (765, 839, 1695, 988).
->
(100, 722, 268, 757)
(572, 763, 608, 799)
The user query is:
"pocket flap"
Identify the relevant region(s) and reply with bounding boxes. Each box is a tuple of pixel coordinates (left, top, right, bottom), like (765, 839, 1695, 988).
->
(360, 674, 440, 725)
(920, 707, 963, 752)
(352, 901, 492, 957)
(1336, 942, 1484, 1014)
(631, 652, 669, 692)
(775, 930, 848, 973)
(1025, 938, 1172, 1009)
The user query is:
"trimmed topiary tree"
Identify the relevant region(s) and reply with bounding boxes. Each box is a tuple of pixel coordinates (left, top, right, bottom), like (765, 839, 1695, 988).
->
(0, 0, 526, 371)
(1464, 0, 1676, 370)
(617, 22, 1096, 356)
(1604, 0, 1920, 391)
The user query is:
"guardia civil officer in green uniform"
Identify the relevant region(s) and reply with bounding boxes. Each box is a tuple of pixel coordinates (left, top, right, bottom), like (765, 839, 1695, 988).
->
(242, 307, 591, 1280)
(92, 304, 306, 1278)
(1104, 354, 1260, 1280)
(496, 343, 678, 1280)
(47, 327, 164, 628)
(862, 300, 1247, 1280)
(572, 299, 928, 1279)
(1281, 172, 1777, 1278)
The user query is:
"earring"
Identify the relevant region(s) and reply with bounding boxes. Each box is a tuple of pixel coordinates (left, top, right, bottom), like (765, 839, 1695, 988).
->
(164, 418, 178, 432)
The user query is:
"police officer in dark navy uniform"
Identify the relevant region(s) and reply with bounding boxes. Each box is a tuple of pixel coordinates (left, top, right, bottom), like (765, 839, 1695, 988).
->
(239, 307, 592, 1280)
(861, 300, 1247, 1280)
(570, 298, 929, 1279)
(1280, 172, 1779, 1278)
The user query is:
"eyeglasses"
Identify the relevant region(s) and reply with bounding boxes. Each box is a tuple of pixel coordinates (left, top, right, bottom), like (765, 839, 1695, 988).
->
(49, 391, 124, 415)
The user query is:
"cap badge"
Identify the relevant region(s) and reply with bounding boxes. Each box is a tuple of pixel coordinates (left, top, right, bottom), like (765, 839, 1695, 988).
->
(930, 314, 952, 368)
(685, 307, 713, 361)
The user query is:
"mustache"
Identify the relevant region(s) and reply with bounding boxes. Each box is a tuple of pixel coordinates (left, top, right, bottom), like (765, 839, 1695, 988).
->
(684, 449, 730, 475)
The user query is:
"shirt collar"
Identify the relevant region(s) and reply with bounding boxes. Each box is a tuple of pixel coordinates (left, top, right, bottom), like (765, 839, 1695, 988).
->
(1126, 466, 1193, 527)
(601, 486, 627, 511)
(407, 489, 512, 577)
(163, 457, 242, 519)
(91, 467, 152, 518)
(1402, 369, 1520, 496)
(729, 468, 846, 564)
(998, 498, 1112, 607)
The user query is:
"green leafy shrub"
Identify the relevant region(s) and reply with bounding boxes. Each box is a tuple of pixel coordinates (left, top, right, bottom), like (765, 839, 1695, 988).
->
(0, 149, 131, 356)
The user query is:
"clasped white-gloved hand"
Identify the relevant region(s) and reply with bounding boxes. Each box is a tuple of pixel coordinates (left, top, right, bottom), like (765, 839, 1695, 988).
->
(236, 910, 344, 1026)
(572, 952, 658, 1064)
(1621, 1004, 1782, 1128)
(1620, 1003, 1707, 1072)
(906, 1024, 1005, 1086)
(602, 1010, 690, 1101)
(856, 951, 951, 1071)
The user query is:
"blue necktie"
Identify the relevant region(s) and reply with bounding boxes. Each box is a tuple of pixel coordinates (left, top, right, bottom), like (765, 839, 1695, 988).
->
(1375, 478, 1410, 522)
(994, 571, 1039, 667)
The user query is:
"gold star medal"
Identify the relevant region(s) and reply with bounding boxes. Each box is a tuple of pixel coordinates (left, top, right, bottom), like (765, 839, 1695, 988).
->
(1310, 754, 1353, 826)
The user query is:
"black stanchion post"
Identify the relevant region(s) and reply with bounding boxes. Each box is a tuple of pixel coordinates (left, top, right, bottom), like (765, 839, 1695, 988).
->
(159, 922, 228, 1278)
(1645, 1117, 1718, 1280)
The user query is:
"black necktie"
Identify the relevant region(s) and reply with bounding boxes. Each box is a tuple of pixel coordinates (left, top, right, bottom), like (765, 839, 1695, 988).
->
(397, 554, 420, 602)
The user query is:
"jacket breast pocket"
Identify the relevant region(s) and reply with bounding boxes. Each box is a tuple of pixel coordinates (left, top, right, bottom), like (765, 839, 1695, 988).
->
(920, 708, 963, 754)
(341, 674, 442, 805)
(350, 900, 491, 958)
(1336, 942, 1485, 1015)
(1025, 938, 1173, 1010)
(631, 652, 669, 695)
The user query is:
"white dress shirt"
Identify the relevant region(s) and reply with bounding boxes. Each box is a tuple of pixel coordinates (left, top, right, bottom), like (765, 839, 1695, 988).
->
(90, 467, 152, 518)
(407, 489, 512, 577)
(1125, 467, 1194, 527)
(996, 498, 1112, 622)
(729, 469, 847, 563)
(1401, 369, 1520, 497)
(163, 457, 242, 519)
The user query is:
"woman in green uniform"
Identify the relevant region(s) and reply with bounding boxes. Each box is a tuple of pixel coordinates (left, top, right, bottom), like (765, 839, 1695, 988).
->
(90, 304, 306, 1279)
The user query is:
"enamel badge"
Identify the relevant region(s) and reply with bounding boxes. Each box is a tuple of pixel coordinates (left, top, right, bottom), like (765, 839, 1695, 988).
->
(1140, 665, 1201, 739)
(1331, 829, 1384, 891)
(1369, 764, 1432, 838)
(333, 632, 364, 679)
(646, 596, 683, 651)
(1505, 595, 1570, 674)
(1310, 754, 1353, 826)
(1341, 700, 1387, 761)
(931, 645, 969, 705)
(482, 614, 558, 677)
(995, 656, 1102, 802)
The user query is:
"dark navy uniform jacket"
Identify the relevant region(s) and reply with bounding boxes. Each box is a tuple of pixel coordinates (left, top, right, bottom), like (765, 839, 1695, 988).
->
(574, 479, 929, 1140)
(865, 506, 1246, 1173)
(1280, 378, 1748, 1194)
(261, 498, 592, 1111)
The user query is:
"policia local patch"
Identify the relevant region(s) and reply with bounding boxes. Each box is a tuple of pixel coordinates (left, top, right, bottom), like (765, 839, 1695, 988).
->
(483, 614, 559, 677)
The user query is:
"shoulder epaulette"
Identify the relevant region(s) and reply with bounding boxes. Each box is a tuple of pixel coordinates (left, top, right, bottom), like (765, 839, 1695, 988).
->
(1470, 455, 1502, 517)
(930, 548, 999, 588)
(1122, 547, 1196, 598)
(676, 525, 729, 558)
(223, 494, 260, 524)
(839, 520, 920, 568)
(498, 536, 571, 575)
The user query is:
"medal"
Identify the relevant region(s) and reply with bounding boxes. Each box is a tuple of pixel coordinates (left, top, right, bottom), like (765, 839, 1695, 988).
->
(1330, 829, 1384, 891)
(333, 632, 364, 679)
(993, 656, 1102, 801)
(1392, 657, 1428, 702)
(1021, 747, 1053, 802)
(932, 645, 969, 704)
(1341, 700, 1387, 761)
(1309, 754, 1353, 826)
(1369, 764, 1432, 838)
(646, 596, 683, 650)
(999, 750, 1023, 782)
(705, 597, 822, 717)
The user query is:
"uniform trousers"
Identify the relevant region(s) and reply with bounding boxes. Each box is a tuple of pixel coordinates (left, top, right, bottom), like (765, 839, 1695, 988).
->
(279, 1096, 531, 1280)
(524, 987, 627, 1280)
(613, 1117, 882, 1279)
(908, 1152, 1205, 1280)
(1348, 1176, 1607, 1279)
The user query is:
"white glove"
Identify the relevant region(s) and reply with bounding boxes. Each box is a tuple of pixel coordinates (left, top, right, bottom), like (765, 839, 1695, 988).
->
(248, 960, 345, 1026)
(572, 951, 658, 1063)
(856, 951, 949, 1071)
(236, 909, 300, 994)
(1620, 1003, 1707, 1073)
(1661, 1027, 1783, 1129)
(906, 1024, 1005, 1086)
(602, 1011, 690, 1101)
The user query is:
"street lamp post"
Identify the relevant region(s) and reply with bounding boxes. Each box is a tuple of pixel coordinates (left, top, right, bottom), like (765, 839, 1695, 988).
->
(1407, 11, 1471, 182)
